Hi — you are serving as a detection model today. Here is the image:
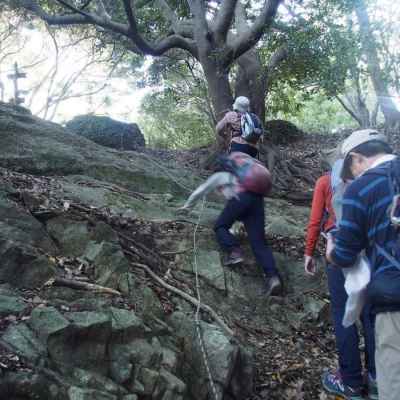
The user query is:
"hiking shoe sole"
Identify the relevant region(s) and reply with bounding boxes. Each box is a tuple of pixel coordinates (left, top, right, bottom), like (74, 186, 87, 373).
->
(224, 257, 244, 266)
(270, 283, 283, 296)
(322, 391, 364, 400)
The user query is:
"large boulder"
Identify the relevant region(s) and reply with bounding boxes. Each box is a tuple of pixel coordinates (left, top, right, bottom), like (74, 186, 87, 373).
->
(65, 115, 145, 151)
(265, 119, 304, 144)
(0, 102, 198, 196)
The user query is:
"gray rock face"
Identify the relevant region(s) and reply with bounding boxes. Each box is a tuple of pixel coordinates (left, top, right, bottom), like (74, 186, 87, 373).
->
(82, 241, 130, 288)
(182, 249, 225, 291)
(2, 305, 188, 400)
(168, 311, 253, 400)
(47, 217, 91, 257)
(67, 386, 117, 400)
(0, 102, 196, 195)
(2, 323, 46, 363)
(0, 293, 28, 317)
(66, 115, 145, 151)
(0, 101, 328, 400)
(0, 194, 57, 288)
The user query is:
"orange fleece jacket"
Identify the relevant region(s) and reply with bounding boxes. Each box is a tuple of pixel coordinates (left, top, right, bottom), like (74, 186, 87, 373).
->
(304, 174, 336, 257)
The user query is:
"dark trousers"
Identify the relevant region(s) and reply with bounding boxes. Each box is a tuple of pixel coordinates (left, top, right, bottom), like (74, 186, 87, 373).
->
(327, 264, 376, 387)
(214, 192, 277, 277)
(230, 142, 258, 158)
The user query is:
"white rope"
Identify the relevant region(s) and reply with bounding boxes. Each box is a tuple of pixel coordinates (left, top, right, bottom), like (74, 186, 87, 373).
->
(193, 197, 219, 400)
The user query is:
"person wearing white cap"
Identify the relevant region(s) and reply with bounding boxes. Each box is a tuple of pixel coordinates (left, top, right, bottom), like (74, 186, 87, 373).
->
(326, 129, 400, 400)
(215, 96, 263, 158)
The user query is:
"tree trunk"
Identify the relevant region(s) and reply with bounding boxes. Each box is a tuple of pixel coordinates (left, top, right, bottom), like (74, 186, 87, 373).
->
(201, 60, 234, 122)
(356, 96, 371, 128)
(336, 95, 364, 127)
(371, 101, 379, 127)
(355, 0, 400, 130)
(199, 57, 234, 169)
(235, 49, 267, 121)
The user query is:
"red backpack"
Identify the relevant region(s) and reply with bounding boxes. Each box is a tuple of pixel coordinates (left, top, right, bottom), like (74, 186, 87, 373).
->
(219, 152, 272, 196)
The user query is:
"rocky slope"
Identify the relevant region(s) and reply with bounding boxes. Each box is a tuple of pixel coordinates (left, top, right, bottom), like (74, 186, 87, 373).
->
(0, 102, 337, 400)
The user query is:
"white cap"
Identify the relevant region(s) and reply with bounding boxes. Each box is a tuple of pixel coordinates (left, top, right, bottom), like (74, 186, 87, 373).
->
(232, 96, 250, 113)
(341, 129, 387, 158)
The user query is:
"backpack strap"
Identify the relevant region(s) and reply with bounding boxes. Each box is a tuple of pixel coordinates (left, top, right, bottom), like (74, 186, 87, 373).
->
(330, 159, 344, 193)
(231, 111, 242, 138)
(372, 158, 400, 274)
(374, 243, 400, 274)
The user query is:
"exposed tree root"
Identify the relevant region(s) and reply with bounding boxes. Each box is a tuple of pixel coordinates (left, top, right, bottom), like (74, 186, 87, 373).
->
(53, 277, 121, 296)
(126, 255, 235, 338)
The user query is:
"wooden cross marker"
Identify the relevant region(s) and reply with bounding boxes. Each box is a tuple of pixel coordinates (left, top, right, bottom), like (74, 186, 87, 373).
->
(7, 62, 27, 105)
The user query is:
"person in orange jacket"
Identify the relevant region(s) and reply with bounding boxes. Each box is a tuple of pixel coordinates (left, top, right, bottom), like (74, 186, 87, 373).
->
(304, 172, 336, 274)
(304, 159, 377, 400)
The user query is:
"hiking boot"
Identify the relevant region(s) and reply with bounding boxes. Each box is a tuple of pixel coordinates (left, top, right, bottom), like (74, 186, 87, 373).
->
(229, 222, 246, 238)
(262, 275, 283, 296)
(321, 371, 364, 400)
(223, 248, 244, 266)
(366, 374, 378, 400)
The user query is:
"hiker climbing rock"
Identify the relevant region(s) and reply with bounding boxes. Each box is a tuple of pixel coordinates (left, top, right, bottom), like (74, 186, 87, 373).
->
(179, 151, 282, 296)
(327, 129, 400, 400)
(305, 156, 377, 400)
(216, 96, 263, 158)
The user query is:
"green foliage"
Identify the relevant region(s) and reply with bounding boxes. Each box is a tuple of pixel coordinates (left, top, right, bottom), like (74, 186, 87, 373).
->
(139, 89, 214, 149)
(272, 92, 358, 133)
(136, 54, 215, 149)
(266, 0, 360, 99)
(8, 0, 399, 138)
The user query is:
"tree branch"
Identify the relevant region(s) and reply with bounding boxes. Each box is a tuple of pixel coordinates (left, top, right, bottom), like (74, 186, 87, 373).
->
(335, 95, 363, 126)
(20, 0, 129, 34)
(129, 260, 234, 337)
(47, 83, 108, 121)
(121, 0, 195, 56)
(43, 27, 60, 120)
(227, 0, 282, 66)
(157, 0, 194, 39)
(19, 0, 197, 57)
(122, 0, 152, 50)
(234, 0, 249, 33)
(213, 0, 238, 42)
(94, 0, 111, 20)
(54, 0, 93, 19)
(264, 45, 288, 87)
(157, 0, 179, 30)
(187, 0, 210, 55)
(78, 0, 93, 11)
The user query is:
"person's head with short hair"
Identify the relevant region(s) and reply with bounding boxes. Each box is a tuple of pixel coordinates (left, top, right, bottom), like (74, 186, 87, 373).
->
(340, 129, 392, 180)
(232, 96, 250, 113)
